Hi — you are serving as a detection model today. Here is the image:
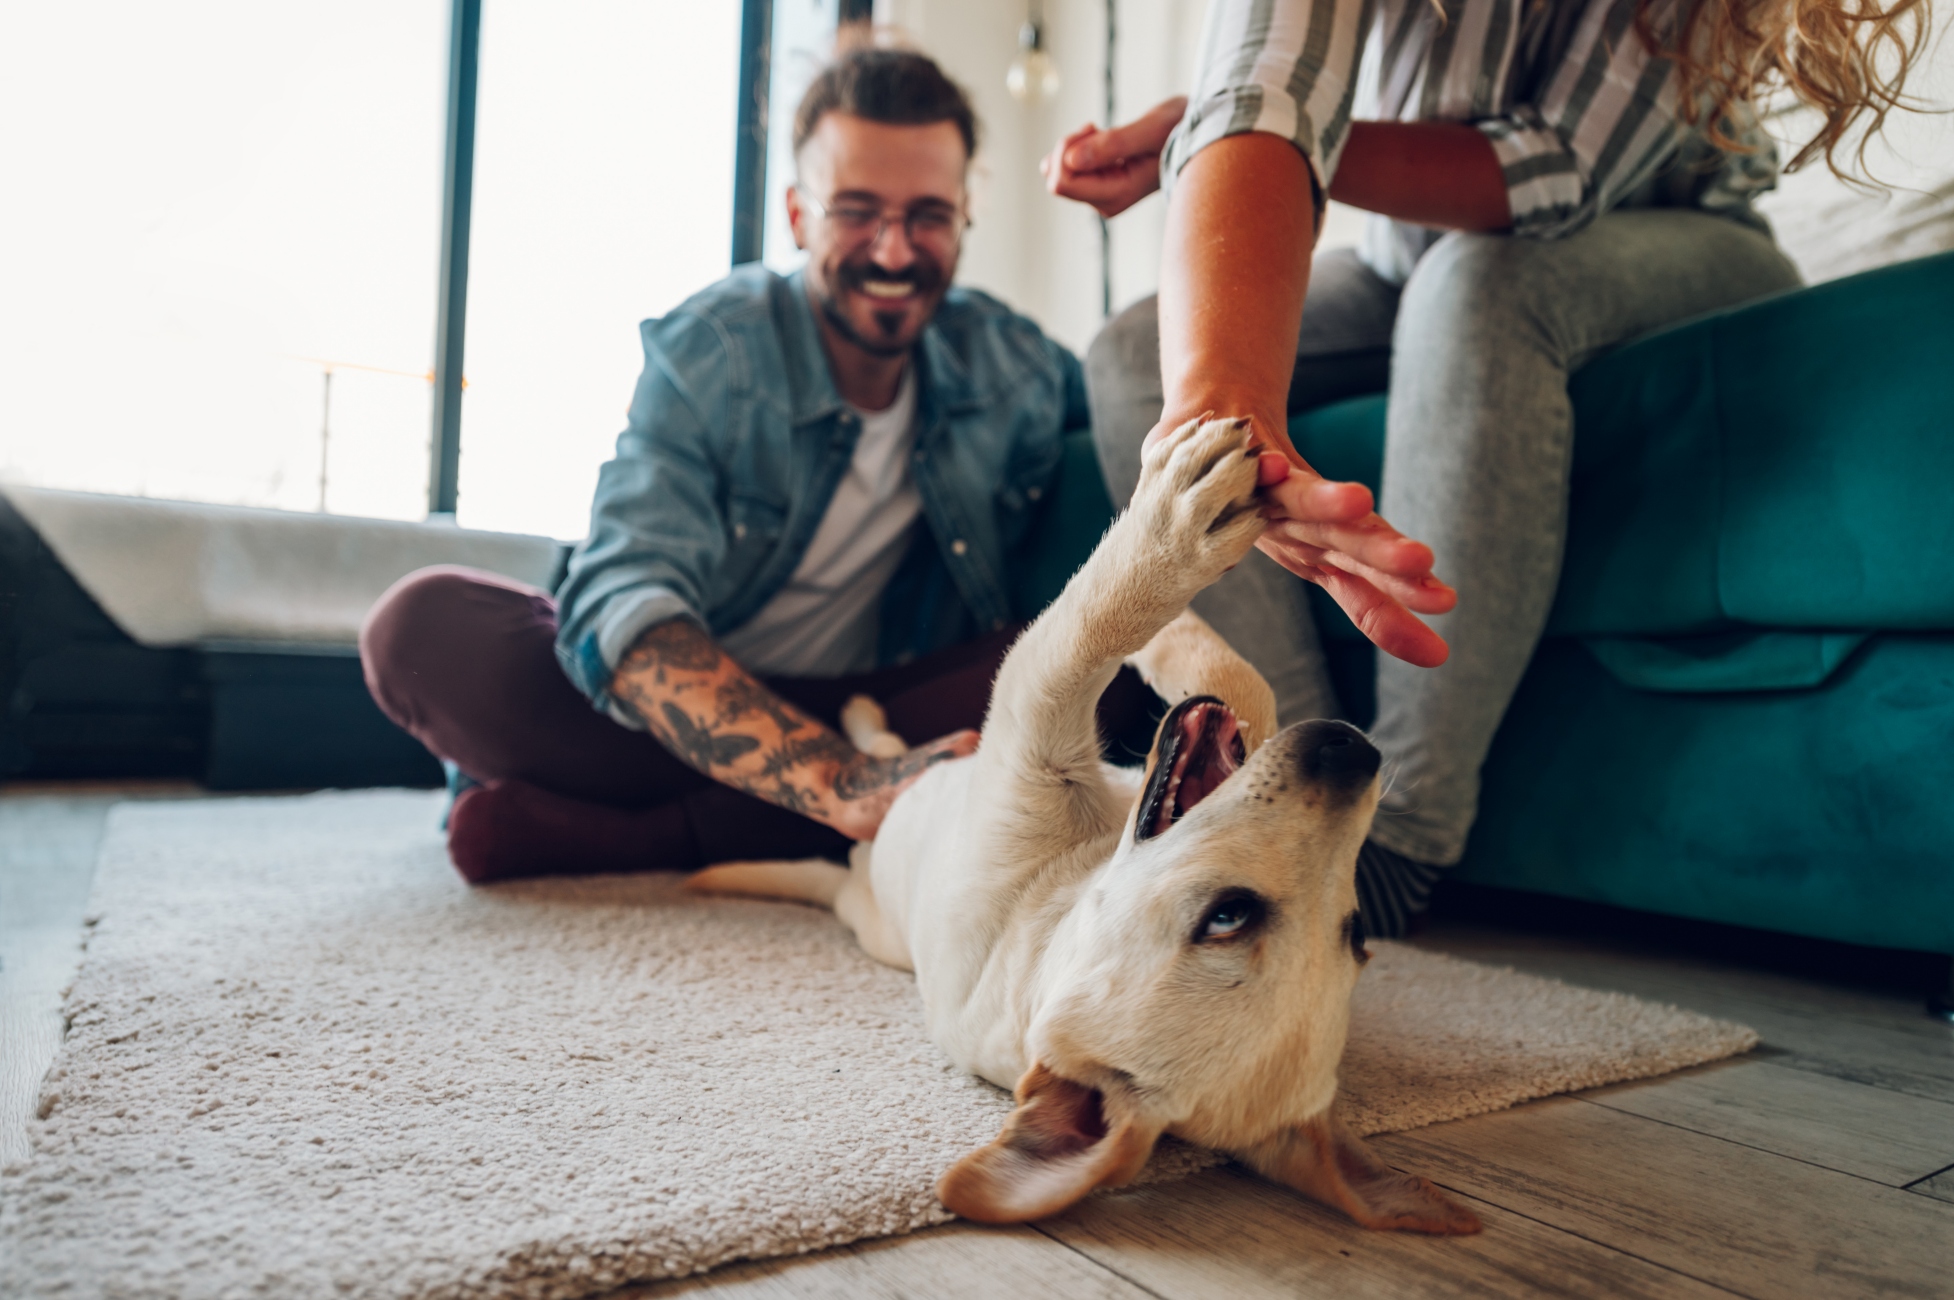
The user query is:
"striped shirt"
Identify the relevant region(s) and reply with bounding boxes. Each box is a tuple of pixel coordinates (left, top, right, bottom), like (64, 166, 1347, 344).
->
(1162, 0, 1780, 282)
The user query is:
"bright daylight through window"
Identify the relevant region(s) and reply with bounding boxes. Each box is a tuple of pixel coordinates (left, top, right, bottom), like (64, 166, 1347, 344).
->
(0, 1, 742, 542)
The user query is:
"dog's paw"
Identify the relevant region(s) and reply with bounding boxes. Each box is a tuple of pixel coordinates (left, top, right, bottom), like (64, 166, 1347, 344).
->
(1131, 416, 1265, 582)
(841, 694, 908, 758)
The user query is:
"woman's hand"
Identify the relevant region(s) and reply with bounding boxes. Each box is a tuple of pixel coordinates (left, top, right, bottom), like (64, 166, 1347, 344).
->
(1041, 96, 1187, 218)
(1250, 431, 1455, 669)
(1144, 413, 1457, 668)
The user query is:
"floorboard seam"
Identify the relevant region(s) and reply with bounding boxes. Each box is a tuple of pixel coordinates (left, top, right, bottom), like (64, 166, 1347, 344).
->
(1571, 1095, 1954, 1194)
(1028, 1223, 1171, 1299)
(1754, 1051, 1954, 1102)
(1417, 1177, 1759, 1300)
(1901, 1161, 1954, 1190)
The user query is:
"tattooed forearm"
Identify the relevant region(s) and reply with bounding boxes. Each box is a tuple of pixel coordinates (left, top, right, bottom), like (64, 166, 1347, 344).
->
(714, 675, 809, 734)
(758, 731, 856, 782)
(611, 619, 975, 840)
(612, 619, 861, 827)
(832, 743, 961, 801)
(651, 701, 760, 771)
(619, 619, 725, 681)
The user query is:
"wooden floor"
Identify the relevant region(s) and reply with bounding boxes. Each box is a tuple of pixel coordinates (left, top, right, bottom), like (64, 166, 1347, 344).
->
(4, 786, 1951, 1298)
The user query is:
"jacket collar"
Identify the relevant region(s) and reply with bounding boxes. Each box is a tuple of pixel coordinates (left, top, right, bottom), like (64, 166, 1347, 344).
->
(781, 269, 846, 427)
(782, 269, 985, 426)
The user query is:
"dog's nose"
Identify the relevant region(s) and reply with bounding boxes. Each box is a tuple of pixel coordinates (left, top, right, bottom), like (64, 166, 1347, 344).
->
(1297, 719, 1381, 787)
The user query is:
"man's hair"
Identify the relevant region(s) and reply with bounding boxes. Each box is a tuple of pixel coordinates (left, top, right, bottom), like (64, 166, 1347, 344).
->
(793, 41, 979, 163)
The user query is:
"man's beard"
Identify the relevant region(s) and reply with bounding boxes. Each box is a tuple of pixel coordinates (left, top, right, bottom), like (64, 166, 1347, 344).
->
(814, 256, 946, 359)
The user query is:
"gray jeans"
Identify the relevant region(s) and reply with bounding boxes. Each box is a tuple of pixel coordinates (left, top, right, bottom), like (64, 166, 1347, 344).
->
(1086, 209, 1800, 866)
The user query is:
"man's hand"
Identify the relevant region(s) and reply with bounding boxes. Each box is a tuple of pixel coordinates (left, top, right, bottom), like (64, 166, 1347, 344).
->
(1041, 96, 1186, 218)
(613, 620, 979, 842)
(822, 733, 979, 840)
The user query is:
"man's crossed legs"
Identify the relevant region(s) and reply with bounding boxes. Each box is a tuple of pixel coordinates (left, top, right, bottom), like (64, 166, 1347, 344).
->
(361, 566, 1155, 882)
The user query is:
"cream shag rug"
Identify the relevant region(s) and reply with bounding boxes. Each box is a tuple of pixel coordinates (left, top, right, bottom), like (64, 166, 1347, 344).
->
(1, 792, 1755, 1299)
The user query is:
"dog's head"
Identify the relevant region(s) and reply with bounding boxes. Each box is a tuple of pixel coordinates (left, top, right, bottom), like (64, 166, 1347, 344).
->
(938, 698, 1478, 1235)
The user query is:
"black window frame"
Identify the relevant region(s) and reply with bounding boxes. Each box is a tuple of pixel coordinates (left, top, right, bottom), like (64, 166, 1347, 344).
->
(426, 0, 783, 518)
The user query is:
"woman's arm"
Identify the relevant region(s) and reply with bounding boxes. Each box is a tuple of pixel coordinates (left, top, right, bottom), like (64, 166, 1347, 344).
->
(1157, 134, 1455, 668)
(611, 620, 977, 842)
(1330, 121, 1511, 230)
(1048, 118, 1465, 666)
(1046, 108, 1510, 232)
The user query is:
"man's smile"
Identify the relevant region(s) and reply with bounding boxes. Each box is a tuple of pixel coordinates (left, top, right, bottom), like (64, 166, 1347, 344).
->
(858, 278, 919, 300)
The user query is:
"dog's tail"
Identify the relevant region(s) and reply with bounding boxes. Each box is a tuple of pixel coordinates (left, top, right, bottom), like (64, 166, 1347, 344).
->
(686, 858, 849, 908)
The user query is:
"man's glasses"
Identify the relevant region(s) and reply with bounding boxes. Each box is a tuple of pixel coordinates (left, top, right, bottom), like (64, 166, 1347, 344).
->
(799, 189, 969, 253)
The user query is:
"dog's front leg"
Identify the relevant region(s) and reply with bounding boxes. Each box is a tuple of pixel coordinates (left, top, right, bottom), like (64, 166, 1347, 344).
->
(979, 418, 1266, 842)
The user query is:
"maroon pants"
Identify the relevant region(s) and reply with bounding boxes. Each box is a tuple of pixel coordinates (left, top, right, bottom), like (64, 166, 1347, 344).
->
(360, 566, 1155, 882)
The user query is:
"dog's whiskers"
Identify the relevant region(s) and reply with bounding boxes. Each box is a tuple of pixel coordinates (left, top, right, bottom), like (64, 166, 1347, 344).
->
(1370, 761, 1428, 817)
(1376, 758, 1404, 804)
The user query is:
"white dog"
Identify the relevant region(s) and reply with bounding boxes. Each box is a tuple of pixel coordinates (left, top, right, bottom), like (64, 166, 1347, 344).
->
(691, 417, 1479, 1234)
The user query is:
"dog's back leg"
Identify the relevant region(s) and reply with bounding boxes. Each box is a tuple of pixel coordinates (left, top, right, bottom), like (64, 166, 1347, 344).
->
(685, 846, 914, 971)
(1126, 609, 1278, 755)
(841, 694, 908, 758)
(687, 858, 848, 905)
(832, 843, 914, 970)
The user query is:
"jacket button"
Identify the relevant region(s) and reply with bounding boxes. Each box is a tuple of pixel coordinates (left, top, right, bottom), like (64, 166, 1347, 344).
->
(951, 539, 968, 556)
(734, 523, 747, 539)
(1027, 486, 1042, 501)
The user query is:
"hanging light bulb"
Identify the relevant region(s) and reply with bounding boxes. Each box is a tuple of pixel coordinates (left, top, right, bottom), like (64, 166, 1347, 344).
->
(1006, 6, 1060, 105)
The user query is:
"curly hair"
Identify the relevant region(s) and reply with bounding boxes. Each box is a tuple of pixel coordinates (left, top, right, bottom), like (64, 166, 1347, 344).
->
(1638, 0, 1936, 176)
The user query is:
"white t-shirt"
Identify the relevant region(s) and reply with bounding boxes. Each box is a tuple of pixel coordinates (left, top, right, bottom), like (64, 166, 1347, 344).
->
(720, 366, 922, 677)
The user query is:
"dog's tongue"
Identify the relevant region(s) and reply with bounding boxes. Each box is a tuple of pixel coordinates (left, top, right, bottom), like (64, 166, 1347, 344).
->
(1154, 702, 1244, 835)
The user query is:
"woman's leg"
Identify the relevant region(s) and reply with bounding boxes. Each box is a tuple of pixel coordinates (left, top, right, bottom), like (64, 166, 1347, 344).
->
(1084, 249, 1401, 727)
(1370, 210, 1802, 877)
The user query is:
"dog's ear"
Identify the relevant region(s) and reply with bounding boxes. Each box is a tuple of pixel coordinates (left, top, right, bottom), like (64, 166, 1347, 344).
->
(1235, 1107, 1482, 1235)
(937, 1063, 1161, 1223)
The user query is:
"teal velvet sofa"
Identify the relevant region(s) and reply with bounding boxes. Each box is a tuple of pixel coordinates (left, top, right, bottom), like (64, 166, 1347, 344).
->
(1015, 250, 1954, 960)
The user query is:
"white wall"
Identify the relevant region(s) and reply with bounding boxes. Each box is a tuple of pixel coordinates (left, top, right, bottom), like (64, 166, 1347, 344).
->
(875, 0, 1365, 354)
(1754, 8, 1954, 283)
(874, 0, 1198, 355)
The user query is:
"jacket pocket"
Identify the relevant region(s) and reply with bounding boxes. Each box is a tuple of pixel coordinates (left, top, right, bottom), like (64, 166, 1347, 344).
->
(718, 494, 787, 597)
(994, 439, 1061, 551)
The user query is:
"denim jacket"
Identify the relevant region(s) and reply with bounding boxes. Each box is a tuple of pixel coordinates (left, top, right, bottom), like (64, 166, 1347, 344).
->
(555, 264, 1088, 723)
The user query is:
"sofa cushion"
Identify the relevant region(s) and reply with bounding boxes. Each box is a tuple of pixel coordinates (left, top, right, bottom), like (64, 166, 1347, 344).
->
(1580, 630, 1869, 693)
(1286, 251, 1954, 649)
(1555, 249, 1954, 634)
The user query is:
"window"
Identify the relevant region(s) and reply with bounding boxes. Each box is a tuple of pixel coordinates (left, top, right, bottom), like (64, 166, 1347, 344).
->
(457, 0, 743, 539)
(0, 2, 447, 520)
(762, 0, 854, 274)
(0, 1, 746, 543)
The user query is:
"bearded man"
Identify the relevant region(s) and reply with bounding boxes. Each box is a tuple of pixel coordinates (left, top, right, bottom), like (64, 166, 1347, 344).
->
(358, 47, 1128, 880)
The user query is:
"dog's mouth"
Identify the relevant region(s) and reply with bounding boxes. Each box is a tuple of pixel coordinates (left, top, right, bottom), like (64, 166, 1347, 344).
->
(1135, 696, 1246, 842)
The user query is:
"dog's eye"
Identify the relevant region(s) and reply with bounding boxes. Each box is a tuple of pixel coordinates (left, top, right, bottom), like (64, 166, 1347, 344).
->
(1195, 890, 1266, 942)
